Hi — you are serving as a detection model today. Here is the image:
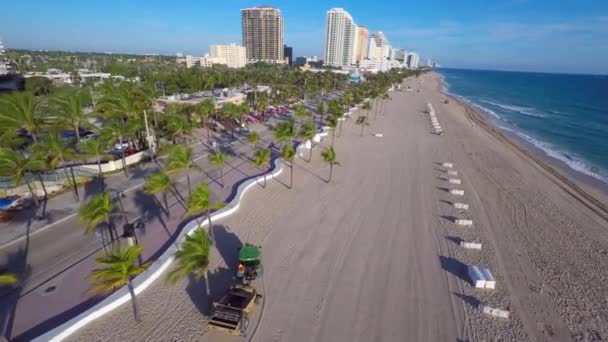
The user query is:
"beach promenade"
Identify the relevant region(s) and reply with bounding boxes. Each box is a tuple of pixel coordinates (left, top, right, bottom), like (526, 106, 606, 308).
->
(61, 73, 608, 341)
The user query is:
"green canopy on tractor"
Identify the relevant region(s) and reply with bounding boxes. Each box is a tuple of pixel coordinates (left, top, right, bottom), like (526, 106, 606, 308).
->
(238, 245, 261, 262)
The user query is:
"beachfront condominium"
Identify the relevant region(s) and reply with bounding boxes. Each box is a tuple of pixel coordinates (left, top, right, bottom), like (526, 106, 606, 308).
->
(368, 31, 391, 60)
(241, 6, 285, 64)
(390, 48, 406, 62)
(407, 52, 419, 69)
(324, 8, 357, 67)
(353, 26, 369, 63)
(209, 43, 247, 68)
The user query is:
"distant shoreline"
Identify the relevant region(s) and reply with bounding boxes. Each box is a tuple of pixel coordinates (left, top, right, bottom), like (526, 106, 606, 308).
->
(431, 71, 608, 220)
(434, 71, 608, 195)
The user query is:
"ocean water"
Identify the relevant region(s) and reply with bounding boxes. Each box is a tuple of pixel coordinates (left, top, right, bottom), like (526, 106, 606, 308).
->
(437, 68, 608, 185)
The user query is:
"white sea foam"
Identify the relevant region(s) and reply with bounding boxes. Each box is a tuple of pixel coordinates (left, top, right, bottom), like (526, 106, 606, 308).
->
(499, 126, 608, 184)
(478, 99, 547, 118)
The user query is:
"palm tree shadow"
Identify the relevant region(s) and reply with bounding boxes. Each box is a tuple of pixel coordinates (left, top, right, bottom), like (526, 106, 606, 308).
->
(133, 190, 171, 244)
(186, 224, 243, 316)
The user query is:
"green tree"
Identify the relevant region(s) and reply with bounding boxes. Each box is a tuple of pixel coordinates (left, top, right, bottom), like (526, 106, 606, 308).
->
(79, 137, 111, 190)
(317, 102, 325, 116)
(355, 115, 370, 137)
(326, 115, 338, 147)
(78, 192, 120, 250)
(184, 183, 226, 241)
(52, 91, 92, 141)
(208, 150, 230, 188)
(24, 76, 53, 96)
(280, 144, 296, 189)
(294, 106, 311, 125)
(247, 131, 260, 148)
(166, 228, 212, 284)
(321, 146, 340, 183)
(0, 148, 45, 209)
(165, 112, 193, 144)
(272, 119, 296, 148)
(362, 102, 371, 120)
(144, 172, 174, 216)
(0, 92, 45, 142)
(32, 131, 79, 200)
(252, 148, 271, 188)
(89, 245, 150, 322)
(165, 145, 201, 196)
(298, 120, 316, 162)
(194, 99, 215, 145)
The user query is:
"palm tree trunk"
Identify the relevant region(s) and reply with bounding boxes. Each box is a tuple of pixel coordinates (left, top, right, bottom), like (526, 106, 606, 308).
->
(120, 149, 128, 177)
(75, 125, 80, 142)
(360, 125, 364, 137)
(96, 155, 104, 190)
(163, 191, 170, 217)
(186, 173, 192, 197)
(331, 130, 335, 147)
(338, 120, 343, 137)
(220, 167, 225, 188)
(25, 179, 40, 208)
(308, 146, 313, 163)
(207, 208, 214, 241)
(63, 167, 78, 201)
(290, 162, 293, 189)
(127, 279, 141, 322)
(328, 163, 333, 183)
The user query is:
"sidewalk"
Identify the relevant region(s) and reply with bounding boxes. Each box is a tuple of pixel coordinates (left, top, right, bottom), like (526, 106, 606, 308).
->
(0, 119, 286, 340)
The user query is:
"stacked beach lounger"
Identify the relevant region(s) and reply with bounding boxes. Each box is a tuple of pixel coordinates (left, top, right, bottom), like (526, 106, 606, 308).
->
(427, 103, 443, 135)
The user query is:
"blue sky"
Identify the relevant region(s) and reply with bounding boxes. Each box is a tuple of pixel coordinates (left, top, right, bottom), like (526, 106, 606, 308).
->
(1, 0, 607, 73)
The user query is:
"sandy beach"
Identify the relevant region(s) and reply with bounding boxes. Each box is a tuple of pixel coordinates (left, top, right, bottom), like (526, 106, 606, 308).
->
(67, 72, 608, 342)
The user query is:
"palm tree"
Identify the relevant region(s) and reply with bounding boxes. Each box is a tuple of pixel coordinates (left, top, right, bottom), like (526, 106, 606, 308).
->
(326, 115, 338, 147)
(252, 148, 271, 188)
(166, 228, 212, 284)
(294, 106, 311, 125)
(0, 273, 18, 286)
(298, 120, 316, 162)
(321, 146, 340, 183)
(247, 131, 260, 148)
(0, 92, 45, 142)
(144, 172, 173, 216)
(194, 99, 215, 145)
(165, 112, 193, 144)
(280, 144, 295, 189)
(165, 145, 202, 197)
(78, 192, 120, 250)
(52, 91, 91, 141)
(272, 119, 296, 148)
(355, 115, 370, 137)
(101, 119, 139, 177)
(0, 148, 44, 209)
(185, 183, 226, 241)
(79, 137, 111, 190)
(362, 102, 372, 120)
(317, 102, 325, 117)
(89, 245, 150, 322)
(32, 131, 79, 200)
(208, 150, 230, 188)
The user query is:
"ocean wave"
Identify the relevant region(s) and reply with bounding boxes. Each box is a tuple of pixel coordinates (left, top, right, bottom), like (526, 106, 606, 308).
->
(500, 127, 608, 184)
(478, 99, 547, 118)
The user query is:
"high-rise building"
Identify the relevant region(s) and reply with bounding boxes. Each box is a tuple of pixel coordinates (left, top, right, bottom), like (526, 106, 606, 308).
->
(353, 26, 369, 63)
(368, 31, 391, 60)
(283, 45, 293, 65)
(241, 6, 285, 64)
(0, 39, 7, 75)
(407, 52, 419, 69)
(324, 8, 357, 67)
(390, 48, 406, 62)
(209, 43, 247, 68)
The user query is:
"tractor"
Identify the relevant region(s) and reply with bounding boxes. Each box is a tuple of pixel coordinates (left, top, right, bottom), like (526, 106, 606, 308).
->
(236, 244, 263, 285)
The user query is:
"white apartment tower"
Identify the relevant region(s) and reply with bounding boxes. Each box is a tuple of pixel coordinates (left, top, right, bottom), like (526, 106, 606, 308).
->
(324, 8, 357, 67)
(0, 38, 7, 75)
(407, 52, 420, 69)
(368, 31, 391, 60)
(209, 43, 247, 68)
(241, 6, 285, 64)
(352, 25, 369, 63)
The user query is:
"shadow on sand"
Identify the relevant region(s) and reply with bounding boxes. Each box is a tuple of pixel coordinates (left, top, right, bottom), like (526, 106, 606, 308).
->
(439, 256, 468, 283)
(186, 224, 243, 316)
